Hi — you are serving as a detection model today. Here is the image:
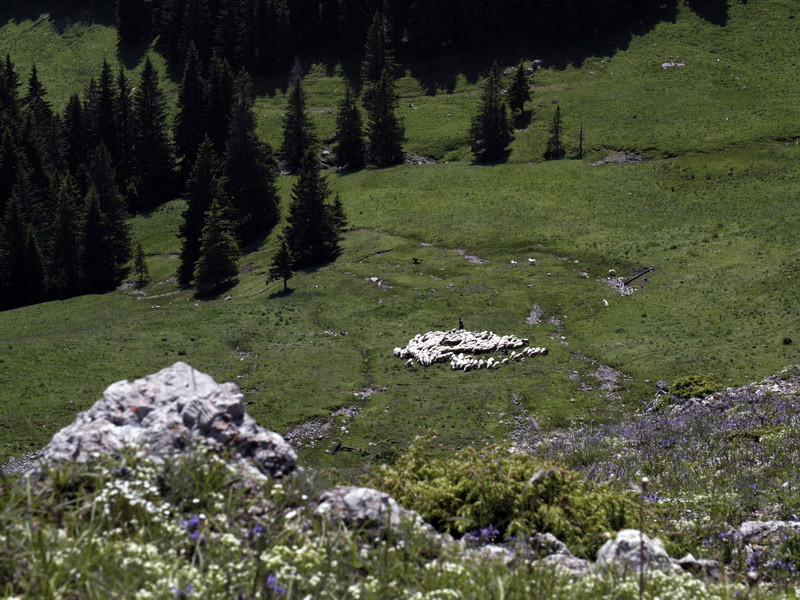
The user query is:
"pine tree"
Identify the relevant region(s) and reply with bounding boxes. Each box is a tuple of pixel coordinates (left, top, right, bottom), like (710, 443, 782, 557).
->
(333, 82, 365, 170)
(177, 138, 224, 286)
(79, 186, 118, 293)
(133, 241, 150, 288)
(280, 76, 317, 174)
(544, 105, 565, 160)
(50, 175, 81, 298)
(194, 196, 240, 293)
(268, 236, 293, 291)
(223, 70, 280, 242)
(469, 62, 513, 163)
(88, 143, 131, 274)
(203, 54, 235, 154)
(361, 11, 395, 109)
(508, 63, 531, 114)
(174, 43, 206, 184)
(328, 193, 347, 232)
(284, 148, 341, 269)
(214, 0, 241, 66)
(133, 57, 175, 209)
(0, 127, 19, 211)
(255, 0, 290, 73)
(22, 226, 45, 305)
(116, 0, 151, 44)
(0, 54, 21, 125)
(23, 64, 53, 128)
(365, 68, 405, 167)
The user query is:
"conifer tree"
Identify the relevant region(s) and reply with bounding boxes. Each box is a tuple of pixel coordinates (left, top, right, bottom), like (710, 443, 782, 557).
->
(469, 62, 513, 163)
(223, 70, 280, 242)
(194, 196, 240, 293)
(50, 175, 81, 298)
(268, 236, 293, 291)
(0, 128, 19, 210)
(361, 11, 395, 110)
(116, 0, 151, 44)
(284, 148, 341, 268)
(22, 227, 45, 304)
(62, 93, 86, 176)
(544, 105, 565, 160)
(114, 66, 136, 194)
(80, 186, 118, 293)
(280, 76, 316, 174)
(174, 43, 206, 184)
(365, 68, 405, 167)
(0, 54, 21, 124)
(133, 241, 150, 288)
(255, 0, 290, 73)
(85, 60, 117, 153)
(180, 0, 212, 61)
(203, 54, 235, 154)
(88, 143, 131, 273)
(333, 82, 365, 170)
(178, 138, 224, 286)
(0, 195, 29, 309)
(133, 57, 175, 209)
(23, 64, 52, 128)
(508, 63, 531, 114)
(214, 0, 241, 65)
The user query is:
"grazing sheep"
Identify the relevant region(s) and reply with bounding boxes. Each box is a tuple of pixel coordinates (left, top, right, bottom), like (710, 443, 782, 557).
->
(608, 269, 617, 276)
(510, 260, 518, 266)
(528, 258, 536, 266)
(405, 359, 414, 367)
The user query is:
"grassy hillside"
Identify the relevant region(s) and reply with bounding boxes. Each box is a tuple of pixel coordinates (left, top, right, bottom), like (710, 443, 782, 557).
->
(2, 0, 800, 471)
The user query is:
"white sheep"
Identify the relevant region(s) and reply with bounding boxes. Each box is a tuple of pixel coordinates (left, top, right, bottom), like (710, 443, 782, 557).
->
(510, 260, 518, 266)
(528, 258, 536, 266)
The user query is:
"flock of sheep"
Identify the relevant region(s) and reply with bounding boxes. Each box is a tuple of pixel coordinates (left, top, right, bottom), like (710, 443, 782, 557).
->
(394, 329, 547, 372)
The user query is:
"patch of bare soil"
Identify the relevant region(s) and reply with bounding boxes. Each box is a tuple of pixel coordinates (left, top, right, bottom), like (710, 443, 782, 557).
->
(454, 248, 489, 264)
(526, 304, 543, 325)
(590, 151, 645, 166)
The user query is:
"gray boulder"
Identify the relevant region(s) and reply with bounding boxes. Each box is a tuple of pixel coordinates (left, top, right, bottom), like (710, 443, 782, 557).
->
(739, 520, 800, 544)
(31, 362, 296, 480)
(596, 529, 672, 571)
(528, 533, 590, 574)
(315, 486, 430, 534)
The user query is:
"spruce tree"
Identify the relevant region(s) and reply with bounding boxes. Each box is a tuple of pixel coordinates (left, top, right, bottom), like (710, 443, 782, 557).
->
(22, 227, 45, 305)
(23, 64, 52, 128)
(284, 148, 341, 268)
(80, 186, 118, 293)
(177, 138, 224, 286)
(133, 241, 150, 288)
(203, 54, 235, 154)
(85, 60, 117, 153)
(133, 57, 175, 209)
(268, 236, 293, 291)
(0, 195, 29, 310)
(469, 62, 513, 163)
(194, 196, 240, 293)
(174, 43, 206, 184)
(333, 82, 365, 170)
(365, 68, 405, 167)
(280, 76, 316, 174)
(114, 66, 136, 195)
(180, 0, 212, 61)
(0, 54, 21, 124)
(361, 11, 395, 110)
(50, 175, 81, 298)
(223, 70, 280, 242)
(508, 63, 531, 114)
(63, 93, 86, 176)
(544, 105, 565, 160)
(0, 128, 19, 210)
(88, 143, 131, 274)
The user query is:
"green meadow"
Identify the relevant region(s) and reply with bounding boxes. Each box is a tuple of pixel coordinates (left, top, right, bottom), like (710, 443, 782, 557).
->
(1, 0, 800, 473)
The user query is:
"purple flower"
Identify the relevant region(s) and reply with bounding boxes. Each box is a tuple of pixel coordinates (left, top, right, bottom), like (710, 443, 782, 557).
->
(251, 523, 264, 537)
(171, 583, 194, 597)
(266, 574, 286, 595)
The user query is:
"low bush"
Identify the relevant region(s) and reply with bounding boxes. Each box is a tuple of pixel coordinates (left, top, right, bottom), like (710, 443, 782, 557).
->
(366, 434, 637, 559)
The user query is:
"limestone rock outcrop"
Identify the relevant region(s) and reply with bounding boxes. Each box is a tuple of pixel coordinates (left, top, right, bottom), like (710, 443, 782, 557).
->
(31, 362, 296, 480)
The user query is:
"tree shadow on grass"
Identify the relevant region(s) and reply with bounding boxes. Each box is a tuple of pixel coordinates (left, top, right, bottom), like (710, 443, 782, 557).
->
(689, 0, 730, 26)
(513, 110, 532, 130)
(268, 287, 294, 299)
(193, 278, 237, 301)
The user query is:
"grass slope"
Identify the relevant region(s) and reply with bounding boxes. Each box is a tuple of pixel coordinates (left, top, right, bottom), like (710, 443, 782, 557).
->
(2, 0, 800, 471)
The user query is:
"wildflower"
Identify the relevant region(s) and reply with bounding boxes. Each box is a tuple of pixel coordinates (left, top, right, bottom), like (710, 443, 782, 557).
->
(171, 583, 194, 597)
(266, 574, 286, 595)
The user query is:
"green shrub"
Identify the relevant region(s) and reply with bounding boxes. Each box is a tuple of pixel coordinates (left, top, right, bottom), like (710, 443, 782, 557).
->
(669, 374, 720, 399)
(365, 434, 637, 558)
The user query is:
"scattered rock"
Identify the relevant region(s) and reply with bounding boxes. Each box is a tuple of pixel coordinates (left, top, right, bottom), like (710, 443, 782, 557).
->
(590, 152, 645, 166)
(28, 362, 296, 481)
(315, 486, 431, 534)
(738, 520, 800, 545)
(596, 529, 672, 571)
(526, 304, 543, 325)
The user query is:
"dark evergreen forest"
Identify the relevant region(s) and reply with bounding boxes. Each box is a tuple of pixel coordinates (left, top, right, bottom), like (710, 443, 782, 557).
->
(0, 0, 666, 311)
